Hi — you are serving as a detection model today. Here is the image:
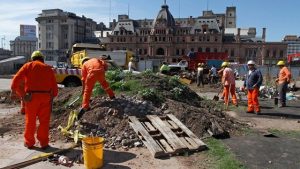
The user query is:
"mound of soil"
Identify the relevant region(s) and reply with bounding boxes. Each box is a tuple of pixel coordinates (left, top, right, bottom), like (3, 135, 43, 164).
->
(0, 74, 244, 149)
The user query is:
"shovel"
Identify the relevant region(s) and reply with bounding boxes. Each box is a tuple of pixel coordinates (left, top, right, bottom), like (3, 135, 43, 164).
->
(213, 86, 223, 101)
(66, 96, 81, 108)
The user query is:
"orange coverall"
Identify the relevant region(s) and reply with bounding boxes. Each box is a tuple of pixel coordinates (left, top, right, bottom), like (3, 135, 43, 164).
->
(81, 58, 115, 109)
(222, 67, 238, 106)
(11, 60, 58, 148)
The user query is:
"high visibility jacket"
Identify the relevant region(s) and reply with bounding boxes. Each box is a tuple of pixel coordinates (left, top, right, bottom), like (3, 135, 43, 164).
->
(278, 66, 291, 84)
(160, 64, 170, 72)
(81, 58, 108, 81)
(11, 60, 58, 97)
(222, 67, 235, 86)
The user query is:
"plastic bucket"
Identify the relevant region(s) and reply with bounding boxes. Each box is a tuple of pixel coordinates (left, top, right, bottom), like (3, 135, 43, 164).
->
(82, 137, 105, 169)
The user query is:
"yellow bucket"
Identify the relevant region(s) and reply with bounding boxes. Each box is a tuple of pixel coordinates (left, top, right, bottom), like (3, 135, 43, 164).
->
(82, 137, 105, 169)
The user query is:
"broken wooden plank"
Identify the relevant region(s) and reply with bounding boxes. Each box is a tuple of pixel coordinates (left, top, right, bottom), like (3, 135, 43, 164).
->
(159, 139, 174, 153)
(129, 116, 164, 157)
(168, 120, 179, 129)
(144, 121, 156, 132)
(167, 114, 206, 149)
(147, 115, 188, 153)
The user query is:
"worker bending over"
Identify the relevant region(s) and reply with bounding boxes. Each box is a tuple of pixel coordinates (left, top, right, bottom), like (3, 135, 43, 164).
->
(78, 57, 115, 119)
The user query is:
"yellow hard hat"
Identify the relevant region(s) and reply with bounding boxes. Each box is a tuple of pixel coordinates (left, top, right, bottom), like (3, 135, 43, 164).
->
(130, 57, 134, 61)
(277, 60, 285, 66)
(221, 62, 229, 67)
(81, 57, 90, 65)
(31, 51, 44, 60)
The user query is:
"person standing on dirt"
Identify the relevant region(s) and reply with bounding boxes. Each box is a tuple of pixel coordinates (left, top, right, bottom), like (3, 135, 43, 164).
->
(221, 62, 238, 107)
(10, 51, 58, 149)
(210, 65, 217, 84)
(160, 61, 170, 75)
(243, 60, 263, 114)
(196, 63, 204, 87)
(78, 57, 115, 119)
(275, 60, 291, 107)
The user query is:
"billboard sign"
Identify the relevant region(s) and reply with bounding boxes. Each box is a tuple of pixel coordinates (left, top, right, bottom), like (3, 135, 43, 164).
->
(20, 25, 36, 37)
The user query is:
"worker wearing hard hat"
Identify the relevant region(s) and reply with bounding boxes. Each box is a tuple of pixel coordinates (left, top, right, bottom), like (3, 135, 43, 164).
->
(160, 61, 170, 75)
(196, 63, 204, 87)
(243, 60, 263, 114)
(10, 50, 58, 149)
(221, 62, 238, 107)
(78, 57, 115, 119)
(275, 60, 291, 107)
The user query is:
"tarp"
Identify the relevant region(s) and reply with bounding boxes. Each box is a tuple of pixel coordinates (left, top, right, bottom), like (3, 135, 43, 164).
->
(287, 53, 300, 63)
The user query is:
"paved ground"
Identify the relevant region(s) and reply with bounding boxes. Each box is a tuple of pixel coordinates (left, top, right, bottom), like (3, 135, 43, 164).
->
(223, 134, 300, 169)
(0, 78, 11, 92)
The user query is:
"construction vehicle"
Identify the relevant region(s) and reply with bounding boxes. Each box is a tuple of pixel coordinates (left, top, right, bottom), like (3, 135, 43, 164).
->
(168, 52, 228, 73)
(54, 43, 136, 87)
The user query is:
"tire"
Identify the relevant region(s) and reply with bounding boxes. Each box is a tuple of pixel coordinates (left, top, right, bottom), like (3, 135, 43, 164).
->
(63, 76, 82, 87)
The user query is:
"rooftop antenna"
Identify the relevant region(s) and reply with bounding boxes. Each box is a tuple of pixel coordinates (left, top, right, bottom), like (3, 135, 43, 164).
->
(128, 3, 130, 17)
(178, 0, 181, 18)
(109, 0, 111, 22)
(206, 0, 209, 11)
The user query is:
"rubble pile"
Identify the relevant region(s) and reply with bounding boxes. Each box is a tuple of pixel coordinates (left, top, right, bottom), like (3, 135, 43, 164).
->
(0, 73, 243, 148)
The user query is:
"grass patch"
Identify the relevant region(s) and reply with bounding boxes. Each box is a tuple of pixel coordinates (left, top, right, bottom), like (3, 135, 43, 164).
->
(206, 138, 246, 169)
(268, 129, 300, 138)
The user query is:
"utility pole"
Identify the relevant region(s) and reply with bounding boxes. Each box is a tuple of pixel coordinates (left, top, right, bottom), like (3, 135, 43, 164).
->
(1, 36, 5, 49)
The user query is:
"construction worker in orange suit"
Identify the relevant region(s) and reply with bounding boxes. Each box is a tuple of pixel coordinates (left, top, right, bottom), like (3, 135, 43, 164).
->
(78, 57, 115, 119)
(275, 60, 291, 107)
(243, 60, 263, 114)
(221, 62, 238, 107)
(10, 51, 58, 149)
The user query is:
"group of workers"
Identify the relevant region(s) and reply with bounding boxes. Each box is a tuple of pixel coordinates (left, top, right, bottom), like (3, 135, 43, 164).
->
(10, 51, 115, 149)
(9, 50, 292, 149)
(199, 60, 291, 114)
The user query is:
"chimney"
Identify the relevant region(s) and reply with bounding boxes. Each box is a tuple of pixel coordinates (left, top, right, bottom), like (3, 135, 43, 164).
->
(236, 28, 241, 42)
(262, 28, 266, 41)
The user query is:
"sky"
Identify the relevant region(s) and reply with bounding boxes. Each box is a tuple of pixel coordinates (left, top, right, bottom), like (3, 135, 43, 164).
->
(0, 0, 300, 49)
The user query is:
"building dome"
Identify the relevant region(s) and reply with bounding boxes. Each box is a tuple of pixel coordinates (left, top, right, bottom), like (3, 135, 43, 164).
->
(152, 4, 175, 28)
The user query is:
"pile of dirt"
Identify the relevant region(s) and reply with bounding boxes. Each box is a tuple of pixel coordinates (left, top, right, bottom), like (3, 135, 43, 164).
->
(0, 73, 244, 149)
(49, 74, 243, 149)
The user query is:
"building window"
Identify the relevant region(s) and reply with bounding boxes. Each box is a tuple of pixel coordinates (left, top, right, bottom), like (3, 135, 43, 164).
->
(198, 47, 202, 52)
(280, 50, 284, 57)
(229, 22, 232, 25)
(144, 49, 147, 55)
(214, 48, 218, 52)
(144, 37, 147, 42)
(181, 49, 185, 55)
(176, 49, 180, 55)
(273, 50, 277, 57)
(205, 47, 210, 52)
(231, 49, 235, 57)
(266, 50, 270, 57)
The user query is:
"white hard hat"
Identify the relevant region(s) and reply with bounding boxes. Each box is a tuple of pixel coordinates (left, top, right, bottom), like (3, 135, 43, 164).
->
(247, 60, 255, 65)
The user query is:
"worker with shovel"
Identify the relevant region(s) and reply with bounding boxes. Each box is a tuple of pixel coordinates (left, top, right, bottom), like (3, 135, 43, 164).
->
(221, 62, 238, 108)
(78, 57, 115, 119)
(10, 51, 58, 149)
(242, 60, 263, 114)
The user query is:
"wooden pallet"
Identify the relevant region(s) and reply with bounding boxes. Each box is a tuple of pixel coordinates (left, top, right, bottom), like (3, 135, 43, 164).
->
(129, 114, 207, 158)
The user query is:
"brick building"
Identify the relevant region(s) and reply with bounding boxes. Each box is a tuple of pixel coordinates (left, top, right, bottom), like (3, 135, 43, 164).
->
(104, 2, 287, 65)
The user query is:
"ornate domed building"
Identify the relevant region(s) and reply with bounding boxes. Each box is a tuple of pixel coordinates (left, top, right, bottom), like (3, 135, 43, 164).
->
(105, 1, 287, 67)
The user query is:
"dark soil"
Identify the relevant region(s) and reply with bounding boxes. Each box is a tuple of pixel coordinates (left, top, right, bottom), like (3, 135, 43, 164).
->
(0, 74, 244, 148)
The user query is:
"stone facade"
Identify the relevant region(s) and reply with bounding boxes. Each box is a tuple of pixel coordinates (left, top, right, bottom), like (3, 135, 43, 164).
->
(10, 36, 37, 61)
(35, 9, 97, 61)
(104, 3, 287, 65)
